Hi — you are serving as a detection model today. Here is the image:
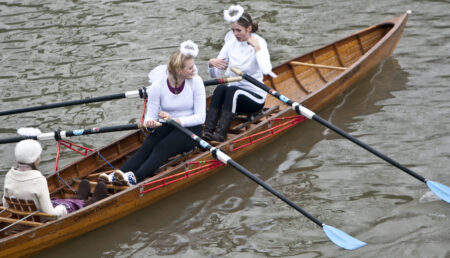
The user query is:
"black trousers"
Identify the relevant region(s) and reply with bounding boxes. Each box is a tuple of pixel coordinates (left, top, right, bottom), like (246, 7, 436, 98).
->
(120, 123, 202, 182)
(209, 84, 265, 114)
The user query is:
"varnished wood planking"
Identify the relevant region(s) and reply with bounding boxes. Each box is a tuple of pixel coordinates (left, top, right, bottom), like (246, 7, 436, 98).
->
(0, 13, 408, 257)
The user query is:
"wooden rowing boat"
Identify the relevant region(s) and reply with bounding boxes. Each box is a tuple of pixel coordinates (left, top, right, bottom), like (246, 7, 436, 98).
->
(0, 12, 408, 257)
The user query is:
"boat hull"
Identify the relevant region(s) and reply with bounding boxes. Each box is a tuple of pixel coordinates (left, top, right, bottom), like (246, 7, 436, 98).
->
(0, 13, 408, 257)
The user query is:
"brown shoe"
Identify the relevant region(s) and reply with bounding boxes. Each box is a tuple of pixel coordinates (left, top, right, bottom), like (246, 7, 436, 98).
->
(77, 179, 91, 201)
(84, 181, 108, 206)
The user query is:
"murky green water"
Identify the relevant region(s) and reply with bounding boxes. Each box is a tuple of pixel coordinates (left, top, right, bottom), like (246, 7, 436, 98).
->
(1, 0, 449, 257)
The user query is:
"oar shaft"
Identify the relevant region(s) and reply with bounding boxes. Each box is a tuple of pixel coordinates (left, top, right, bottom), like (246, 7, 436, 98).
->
(227, 159, 323, 226)
(0, 93, 127, 116)
(168, 118, 366, 249)
(231, 67, 428, 183)
(203, 76, 242, 86)
(0, 124, 146, 144)
(167, 119, 323, 227)
(311, 114, 426, 182)
(1, 77, 241, 117)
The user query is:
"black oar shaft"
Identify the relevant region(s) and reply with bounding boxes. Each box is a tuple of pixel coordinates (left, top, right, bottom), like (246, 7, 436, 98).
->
(203, 76, 242, 86)
(227, 159, 323, 226)
(64, 124, 142, 137)
(1, 77, 242, 117)
(167, 119, 323, 227)
(0, 124, 145, 144)
(232, 67, 427, 183)
(312, 115, 426, 182)
(0, 93, 126, 116)
(0, 136, 34, 144)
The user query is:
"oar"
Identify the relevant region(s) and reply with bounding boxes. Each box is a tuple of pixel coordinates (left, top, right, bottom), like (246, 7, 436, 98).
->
(231, 67, 450, 203)
(290, 61, 347, 71)
(167, 118, 366, 250)
(0, 76, 242, 116)
(204, 76, 242, 86)
(0, 124, 154, 144)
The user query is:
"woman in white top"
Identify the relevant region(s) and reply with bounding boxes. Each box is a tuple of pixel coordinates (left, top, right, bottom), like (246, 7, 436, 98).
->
(101, 41, 206, 185)
(205, 5, 275, 142)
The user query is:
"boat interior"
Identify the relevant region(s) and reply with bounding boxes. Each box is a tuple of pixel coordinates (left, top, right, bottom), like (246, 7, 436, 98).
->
(0, 21, 395, 238)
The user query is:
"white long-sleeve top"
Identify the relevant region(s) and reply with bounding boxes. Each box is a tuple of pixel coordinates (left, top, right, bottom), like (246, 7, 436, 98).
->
(208, 32, 274, 99)
(144, 72, 206, 127)
(2, 167, 68, 218)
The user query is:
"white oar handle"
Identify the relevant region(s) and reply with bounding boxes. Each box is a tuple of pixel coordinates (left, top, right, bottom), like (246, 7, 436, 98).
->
(292, 103, 315, 119)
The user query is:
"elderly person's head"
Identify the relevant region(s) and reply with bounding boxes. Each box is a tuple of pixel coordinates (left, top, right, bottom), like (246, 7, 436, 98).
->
(15, 139, 42, 168)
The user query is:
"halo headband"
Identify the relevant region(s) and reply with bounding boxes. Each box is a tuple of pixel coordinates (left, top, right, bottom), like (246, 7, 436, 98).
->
(224, 5, 245, 23)
(180, 40, 199, 58)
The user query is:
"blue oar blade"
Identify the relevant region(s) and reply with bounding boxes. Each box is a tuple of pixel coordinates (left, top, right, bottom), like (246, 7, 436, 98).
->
(426, 181, 450, 203)
(323, 225, 366, 250)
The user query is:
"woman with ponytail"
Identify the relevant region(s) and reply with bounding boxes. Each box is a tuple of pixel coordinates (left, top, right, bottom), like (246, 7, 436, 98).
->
(205, 5, 276, 142)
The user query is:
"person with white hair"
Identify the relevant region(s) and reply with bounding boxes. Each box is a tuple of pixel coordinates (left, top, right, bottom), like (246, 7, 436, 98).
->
(2, 139, 108, 218)
(204, 5, 276, 142)
(100, 40, 206, 186)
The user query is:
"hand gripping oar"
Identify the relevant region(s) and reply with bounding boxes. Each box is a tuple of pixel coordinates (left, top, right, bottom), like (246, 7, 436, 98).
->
(0, 123, 156, 144)
(231, 67, 450, 203)
(167, 118, 366, 250)
(0, 77, 242, 116)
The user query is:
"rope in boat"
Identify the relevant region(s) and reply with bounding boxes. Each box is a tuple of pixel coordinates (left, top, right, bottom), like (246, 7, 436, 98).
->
(97, 151, 116, 170)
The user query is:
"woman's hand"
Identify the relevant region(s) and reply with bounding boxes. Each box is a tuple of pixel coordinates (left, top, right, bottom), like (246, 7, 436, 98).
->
(158, 111, 170, 121)
(158, 111, 180, 124)
(247, 36, 261, 52)
(144, 120, 160, 128)
(208, 58, 229, 70)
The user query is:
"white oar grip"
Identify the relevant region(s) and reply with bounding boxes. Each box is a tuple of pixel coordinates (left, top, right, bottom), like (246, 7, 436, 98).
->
(210, 147, 231, 164)
(292, 103, 315, 119)
(37, 132, 56, 141)
(125, 90, 140, 98)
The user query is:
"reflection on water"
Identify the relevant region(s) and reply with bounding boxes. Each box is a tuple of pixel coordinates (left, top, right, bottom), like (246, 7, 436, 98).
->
(1, 0, 449, 257)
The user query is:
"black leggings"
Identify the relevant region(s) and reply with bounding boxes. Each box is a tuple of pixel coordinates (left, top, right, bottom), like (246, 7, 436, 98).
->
(120, 123, 202, 182)
(209, 85, 265, 114)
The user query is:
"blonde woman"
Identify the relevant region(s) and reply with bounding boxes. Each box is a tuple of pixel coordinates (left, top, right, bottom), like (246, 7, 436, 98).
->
(101, 41, 206, 185)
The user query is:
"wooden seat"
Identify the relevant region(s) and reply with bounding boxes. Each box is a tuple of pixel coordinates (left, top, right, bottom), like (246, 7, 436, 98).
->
(0, 194, 57, 235)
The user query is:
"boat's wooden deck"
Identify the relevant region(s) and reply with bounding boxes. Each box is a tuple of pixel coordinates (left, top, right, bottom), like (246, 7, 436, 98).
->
(264, 24, 392, 109)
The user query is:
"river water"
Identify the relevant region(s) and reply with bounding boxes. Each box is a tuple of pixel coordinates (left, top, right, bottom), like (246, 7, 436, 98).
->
(1, 0, 449, 257)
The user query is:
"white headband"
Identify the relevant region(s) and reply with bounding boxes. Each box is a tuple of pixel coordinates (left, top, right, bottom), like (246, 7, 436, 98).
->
(180, 40, 199, 58)
(224, 5, 244, 23)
